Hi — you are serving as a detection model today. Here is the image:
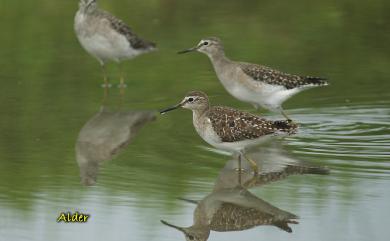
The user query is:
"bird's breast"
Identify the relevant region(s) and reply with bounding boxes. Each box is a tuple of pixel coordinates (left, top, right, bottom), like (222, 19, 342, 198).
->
(193, 115, 222, 146)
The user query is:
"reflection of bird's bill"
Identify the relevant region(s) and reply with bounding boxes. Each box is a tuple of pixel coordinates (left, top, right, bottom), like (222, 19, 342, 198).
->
(177, 197, 198, 204)
(160, 220, 185, 232)
(177, 45, 199, 54)
(160, 100, 187, 114)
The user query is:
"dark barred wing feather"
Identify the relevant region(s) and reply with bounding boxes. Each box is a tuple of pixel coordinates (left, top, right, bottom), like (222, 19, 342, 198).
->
(240, 62, 327, 89)
(101, 10, 156, 50)
(208, 106, 297, 142)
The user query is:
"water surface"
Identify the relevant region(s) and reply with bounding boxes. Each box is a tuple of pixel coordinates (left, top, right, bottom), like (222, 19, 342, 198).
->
(0, 0, 389, 241)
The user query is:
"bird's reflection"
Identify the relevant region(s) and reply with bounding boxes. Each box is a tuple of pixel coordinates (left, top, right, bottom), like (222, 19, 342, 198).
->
(215, 142, 329, 190)
(161, 144, 329, 240)
(76, 107, 156, 186)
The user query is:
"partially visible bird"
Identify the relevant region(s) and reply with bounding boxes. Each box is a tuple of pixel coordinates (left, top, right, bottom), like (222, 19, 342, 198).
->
(178, 37, 328, 120)
(74, 0, 156, 98)
(76, 107, 156, 185)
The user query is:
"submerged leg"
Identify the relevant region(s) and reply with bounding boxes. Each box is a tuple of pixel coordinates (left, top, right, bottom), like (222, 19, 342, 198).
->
(118, 62, 127, 98)
(242, 152, 259, 175)
(281, 109, 292, 122)
(101, 63, 110, 102)
(243, 165, 259, 188)
(252, 103, 263, 114)
(238, 154, 242, 185)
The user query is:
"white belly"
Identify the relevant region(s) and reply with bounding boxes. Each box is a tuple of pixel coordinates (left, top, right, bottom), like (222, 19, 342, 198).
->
(220, 76, 302, 112)
(77, 33, 140, 63)
(194, 117, 223, 148)
(74, 12, 141, 64)
(213, 135, 273, 153)
(194, 116, 273, 153)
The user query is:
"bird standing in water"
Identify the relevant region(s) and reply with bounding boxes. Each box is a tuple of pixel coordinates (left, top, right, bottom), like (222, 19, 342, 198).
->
(160, 91, 298, 173)
(178, 37, 327, 120)
(74, 0, 156, 99)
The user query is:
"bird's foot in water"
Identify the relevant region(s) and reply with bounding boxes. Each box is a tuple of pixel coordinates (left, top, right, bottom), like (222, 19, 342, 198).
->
(101, 83, 112, 88)
(117, 83, 128, 89)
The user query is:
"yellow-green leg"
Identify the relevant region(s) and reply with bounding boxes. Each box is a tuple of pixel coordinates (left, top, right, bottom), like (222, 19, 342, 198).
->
(242, 153, 259, 175)
(238, 154, 242, 185)
(243, 167, 259, 188)
(281, 109, 292, 122)
(101, 64, 109, 103)
(118, 63, 126, 100)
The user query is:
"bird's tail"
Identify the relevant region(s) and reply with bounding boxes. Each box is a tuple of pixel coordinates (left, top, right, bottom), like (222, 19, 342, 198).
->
(285, 164, 330, 175)
(146, 41, 157, 51)
(273, 220, 299, 233)
(273, 120, 298, 134)
(305, 76, 328, 86)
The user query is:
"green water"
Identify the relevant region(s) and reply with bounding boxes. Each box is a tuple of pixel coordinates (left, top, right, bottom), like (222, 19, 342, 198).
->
(0, 0, 390, 240)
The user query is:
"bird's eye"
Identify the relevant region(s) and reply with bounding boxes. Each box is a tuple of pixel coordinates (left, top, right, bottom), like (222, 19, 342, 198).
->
(203, 41, 209, 46)
(188, 97, 194, 102)
(187, 235, 194, 240)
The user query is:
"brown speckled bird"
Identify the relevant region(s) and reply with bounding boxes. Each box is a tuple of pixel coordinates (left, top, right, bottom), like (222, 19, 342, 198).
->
(160, 91, 298, 172)
(160, 162, 302, 241)
(161, 186, 298, 241)
(160, 147, 331, 241)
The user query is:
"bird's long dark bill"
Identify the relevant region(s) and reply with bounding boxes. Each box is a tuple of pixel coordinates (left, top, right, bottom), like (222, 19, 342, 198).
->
(160, 220, 185, 232)
(160, 103, 181, 114)
(177, 46, 198, 54)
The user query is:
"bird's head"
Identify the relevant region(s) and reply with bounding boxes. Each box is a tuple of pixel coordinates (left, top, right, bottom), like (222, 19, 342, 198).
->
(160, 91, 210, 114)
(161, 220, 210, 241)
(178, 37, 224, 57)
(79, 0, 97, 11)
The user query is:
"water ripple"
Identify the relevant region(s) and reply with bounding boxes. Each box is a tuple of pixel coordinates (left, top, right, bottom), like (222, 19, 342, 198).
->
(284, 105, 390, 177)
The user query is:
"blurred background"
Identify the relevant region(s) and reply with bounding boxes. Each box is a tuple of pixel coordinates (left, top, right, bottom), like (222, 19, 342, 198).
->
(0, 0, 389, 240)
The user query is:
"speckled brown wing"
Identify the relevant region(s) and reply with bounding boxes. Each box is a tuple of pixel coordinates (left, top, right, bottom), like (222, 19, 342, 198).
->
(239, 62, 327, 89)
(210, 203, 297, 233)
(207, 106, 297, 143)
(247, 165, 330, 188)
(100, 10, 156, 50)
